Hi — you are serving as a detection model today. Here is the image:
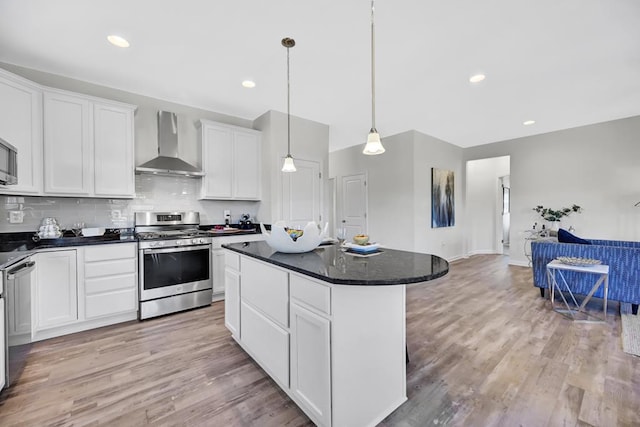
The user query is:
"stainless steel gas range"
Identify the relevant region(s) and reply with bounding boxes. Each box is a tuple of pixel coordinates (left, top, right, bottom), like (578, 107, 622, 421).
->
(135, 211, 212, 319)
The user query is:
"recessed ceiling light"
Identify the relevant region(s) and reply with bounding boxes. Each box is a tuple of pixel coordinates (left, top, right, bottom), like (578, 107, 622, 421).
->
(107, 35, 130, 48)
(242, 80, 256, 88)
(523, 120, 536, 126)
(469, 74, 486, 83)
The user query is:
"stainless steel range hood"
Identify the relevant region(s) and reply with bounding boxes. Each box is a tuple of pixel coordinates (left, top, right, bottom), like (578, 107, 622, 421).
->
(136, 111, 205, 177)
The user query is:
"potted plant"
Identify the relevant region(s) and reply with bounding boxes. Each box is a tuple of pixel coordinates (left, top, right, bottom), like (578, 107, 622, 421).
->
(533, 204, 582, 230)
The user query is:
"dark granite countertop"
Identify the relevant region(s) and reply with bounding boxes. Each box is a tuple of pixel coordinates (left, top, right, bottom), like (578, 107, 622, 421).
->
(199, 224, 263, 238)
(0, 229, 135, 253)
(222, 241, 449, 286)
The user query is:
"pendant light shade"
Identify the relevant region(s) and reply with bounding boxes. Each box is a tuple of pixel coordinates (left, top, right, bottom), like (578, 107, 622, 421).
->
(363, 0, 385, 155)
(281, 37, 297, 172)
(282, 154, 296, 172)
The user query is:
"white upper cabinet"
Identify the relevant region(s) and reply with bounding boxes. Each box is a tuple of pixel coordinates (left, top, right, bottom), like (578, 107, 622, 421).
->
(43, 90, 92, 195)
(199, 119, 261, 200)
(0, 69, 43, 195)
(43, 87, 136, 198)
(93, 102, 135, 197)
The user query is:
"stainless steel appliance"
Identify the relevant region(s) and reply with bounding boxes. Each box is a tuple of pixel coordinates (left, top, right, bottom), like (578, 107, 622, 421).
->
(135, 111, 205, 177)
(0, 137, 18, 185)
(2, 255, 35, 391)
(135, 211, 212, 319)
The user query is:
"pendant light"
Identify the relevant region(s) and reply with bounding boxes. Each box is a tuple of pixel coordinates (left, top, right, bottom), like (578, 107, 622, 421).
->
(363, 0, 385, 155)
(281, 37, 297, 172)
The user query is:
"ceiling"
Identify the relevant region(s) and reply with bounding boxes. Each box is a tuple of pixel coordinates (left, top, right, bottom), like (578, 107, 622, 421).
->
(1, 0, 639, 152)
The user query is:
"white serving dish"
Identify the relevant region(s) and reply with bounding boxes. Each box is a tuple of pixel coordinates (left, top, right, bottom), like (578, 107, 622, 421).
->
(260, 221, 326, 253)
(343, 242, 381, 253)
(81, 227, 105, 237)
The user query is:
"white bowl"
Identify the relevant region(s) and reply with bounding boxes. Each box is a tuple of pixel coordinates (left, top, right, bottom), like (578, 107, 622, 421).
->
(260, 221, 326, 253)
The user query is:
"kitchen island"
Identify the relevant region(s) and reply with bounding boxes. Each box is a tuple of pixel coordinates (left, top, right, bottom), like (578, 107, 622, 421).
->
(222, 241, 449, 427)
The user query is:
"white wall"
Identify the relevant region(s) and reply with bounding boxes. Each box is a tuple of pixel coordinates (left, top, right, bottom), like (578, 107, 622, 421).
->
(330, 130, 465, 260)
(412, 131, 465, 260)
(465, 156, 510, 255)
(464, 116, 640, 266)
(253, 110, 330, 225)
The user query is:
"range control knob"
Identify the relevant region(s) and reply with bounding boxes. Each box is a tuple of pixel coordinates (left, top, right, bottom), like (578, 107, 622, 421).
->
(192, 238, 203, 244)
(176, 240, 185, 246)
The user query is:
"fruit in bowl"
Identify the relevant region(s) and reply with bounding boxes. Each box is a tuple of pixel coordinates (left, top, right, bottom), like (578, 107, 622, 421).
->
(353, 234, 369, 245)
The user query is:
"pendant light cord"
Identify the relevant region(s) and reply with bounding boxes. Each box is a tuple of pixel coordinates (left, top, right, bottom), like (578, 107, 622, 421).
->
(287, 43, 291, 155)
(371, 0, 376, 132)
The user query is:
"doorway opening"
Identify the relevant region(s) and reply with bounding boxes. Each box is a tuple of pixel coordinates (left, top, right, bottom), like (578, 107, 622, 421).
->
(465, 156, 511, 257)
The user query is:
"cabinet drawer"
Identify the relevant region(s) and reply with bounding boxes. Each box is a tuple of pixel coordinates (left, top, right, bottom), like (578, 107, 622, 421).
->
(291, 273, 331, 315)
(241, 257, 289, 327)
(241, 301, 289, 387)
(85, 274, 136, 295)
(85, 258, 136, 278)
(225, 251, 240, 271)
(84, 243, 136, 262)
(86, 288, 137, 319)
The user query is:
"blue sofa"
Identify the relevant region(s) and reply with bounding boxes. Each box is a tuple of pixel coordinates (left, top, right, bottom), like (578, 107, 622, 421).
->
(531, 239, 640, 315)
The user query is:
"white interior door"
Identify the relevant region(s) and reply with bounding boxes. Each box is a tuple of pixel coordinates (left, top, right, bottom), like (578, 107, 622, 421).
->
(340, 173, 367, 241)
(281, 158, 321, 227)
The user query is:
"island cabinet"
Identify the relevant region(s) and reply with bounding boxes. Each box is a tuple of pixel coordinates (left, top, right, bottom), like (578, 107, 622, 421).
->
(211, 233, 265, 302)
(43, 88, 135, 198)
(198, 119, 261, 200)
(224, 250, 408, 427)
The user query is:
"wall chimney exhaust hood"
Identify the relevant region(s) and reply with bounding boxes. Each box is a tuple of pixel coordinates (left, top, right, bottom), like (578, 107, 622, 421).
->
(135, 111, 205, 177)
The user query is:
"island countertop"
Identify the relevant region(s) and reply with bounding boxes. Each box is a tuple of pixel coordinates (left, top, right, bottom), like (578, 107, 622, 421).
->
(222, 241, 449, 285)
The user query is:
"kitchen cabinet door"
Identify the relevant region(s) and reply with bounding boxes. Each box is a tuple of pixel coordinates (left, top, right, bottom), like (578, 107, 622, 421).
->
(233, 128, 261, 199)
(199, 120, 261, 200)
(93, 102, 135, 197)
(211, 248, 226, 301)
(0, 69, 43, 195)
(224, 266, 240, 337)
(43, 90, 92, 195)
(290, 302, 331, 427)
(200, 122, 233, 199)
(0, 299, 5, 390)
(34, 250, 78, 330)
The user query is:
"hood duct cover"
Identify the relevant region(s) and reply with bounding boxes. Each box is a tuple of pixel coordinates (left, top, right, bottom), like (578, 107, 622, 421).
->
(135, 111, 205, 177)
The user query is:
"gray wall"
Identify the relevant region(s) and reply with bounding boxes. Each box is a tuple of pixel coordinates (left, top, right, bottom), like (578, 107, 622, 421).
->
(464, 115, 640, 265)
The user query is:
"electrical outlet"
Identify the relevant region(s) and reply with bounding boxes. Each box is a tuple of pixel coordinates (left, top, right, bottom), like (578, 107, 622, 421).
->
(9, 211, 24, 224)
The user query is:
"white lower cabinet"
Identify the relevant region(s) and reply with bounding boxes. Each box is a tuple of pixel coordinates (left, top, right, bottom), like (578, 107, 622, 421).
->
(33, 243, 138, 341)
(224, 253, 240, 337)
(84, 243, 137, 319)
(290, 302, 331, 427)
(212, 248, 226, 300)
(240, 300, 289, 387)
(212, 234, 265, 302)
(34, 249, 78, 330)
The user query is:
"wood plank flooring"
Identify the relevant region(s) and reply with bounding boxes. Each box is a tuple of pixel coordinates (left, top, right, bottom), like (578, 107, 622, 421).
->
(1, 254, 638, 426)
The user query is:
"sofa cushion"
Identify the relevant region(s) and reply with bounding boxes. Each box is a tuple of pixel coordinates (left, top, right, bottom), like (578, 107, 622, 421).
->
(558, 228, 591, 245)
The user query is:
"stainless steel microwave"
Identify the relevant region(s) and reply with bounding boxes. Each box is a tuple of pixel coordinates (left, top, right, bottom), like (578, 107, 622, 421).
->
(0, 137, 18, 185)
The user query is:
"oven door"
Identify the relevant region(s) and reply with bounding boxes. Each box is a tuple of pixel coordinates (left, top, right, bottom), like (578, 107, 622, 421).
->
(139, 244, 211, 301)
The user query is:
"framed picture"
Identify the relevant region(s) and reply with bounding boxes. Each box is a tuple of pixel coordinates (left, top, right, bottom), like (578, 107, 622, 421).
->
(431, 168, 455, 228)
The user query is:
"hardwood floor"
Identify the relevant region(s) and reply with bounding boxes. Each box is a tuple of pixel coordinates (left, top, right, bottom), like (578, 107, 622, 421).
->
(1, 254, 638, 426)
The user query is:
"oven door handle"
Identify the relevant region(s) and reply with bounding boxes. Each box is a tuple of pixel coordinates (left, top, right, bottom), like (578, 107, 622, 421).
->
(142, 244, 211, 255)
(6, 260, 36, 280)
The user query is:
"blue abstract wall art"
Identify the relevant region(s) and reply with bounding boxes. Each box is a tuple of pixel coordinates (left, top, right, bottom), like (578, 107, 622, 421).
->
(431, 168, 455, 228)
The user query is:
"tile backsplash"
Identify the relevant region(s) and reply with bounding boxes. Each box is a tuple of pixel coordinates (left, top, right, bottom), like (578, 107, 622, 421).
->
(0, 175, 260, 232)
